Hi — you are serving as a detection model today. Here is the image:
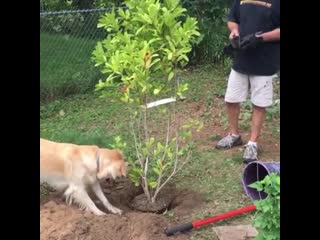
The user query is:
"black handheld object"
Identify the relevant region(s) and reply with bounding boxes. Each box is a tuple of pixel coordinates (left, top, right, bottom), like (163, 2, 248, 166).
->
(223, 36, 241, 58)
(239, 32, 263, 50)
(165, 223, 193, 236)
(224, 32, 264, 57)
(230, 36, 240, 49)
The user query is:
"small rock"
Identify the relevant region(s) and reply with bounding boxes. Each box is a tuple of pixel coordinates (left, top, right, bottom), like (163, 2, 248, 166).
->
(212, 225, 258, 240)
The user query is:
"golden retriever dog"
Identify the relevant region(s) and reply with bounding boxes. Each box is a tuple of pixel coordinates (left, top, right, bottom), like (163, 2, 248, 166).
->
(40, 138, 128, 216)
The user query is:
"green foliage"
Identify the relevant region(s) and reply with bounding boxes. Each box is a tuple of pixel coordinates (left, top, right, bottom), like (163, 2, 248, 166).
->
(40, 64, 279, 239)
(128, 118, 202, 190)
(40, 33, 101, 101)
(92, 0, 200, 106)
(92, 0, 201, 203)
(40, 1, 106, 39)
(109, 136, 127, 150)
(41, 0, 233, 64)
(41, 0, 73, 11)
(40, 13, 85, 36)
(250, 173, 280, 240)
(266, 101, 280, 121)
(181, 0, 230, 63)
(94, 0, 123, 8)
(41, 0, 124, 11)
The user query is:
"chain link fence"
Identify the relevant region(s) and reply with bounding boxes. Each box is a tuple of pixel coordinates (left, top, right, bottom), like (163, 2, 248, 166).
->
(40, 8, 113, 101)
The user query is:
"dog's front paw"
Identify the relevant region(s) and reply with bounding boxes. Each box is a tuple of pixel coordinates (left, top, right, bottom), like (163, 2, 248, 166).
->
(94, 210, 107, 216)
(110, 207, 122, 215)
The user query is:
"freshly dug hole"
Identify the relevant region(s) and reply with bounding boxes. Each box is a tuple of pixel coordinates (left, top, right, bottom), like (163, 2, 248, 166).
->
(130, 194, 173, 213)
(130, 184, 177, 213)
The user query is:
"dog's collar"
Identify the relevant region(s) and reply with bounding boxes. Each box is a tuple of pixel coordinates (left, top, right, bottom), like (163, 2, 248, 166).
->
(96, 149, 101, 174)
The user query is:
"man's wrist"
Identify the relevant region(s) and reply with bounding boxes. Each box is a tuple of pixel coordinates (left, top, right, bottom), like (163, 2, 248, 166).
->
(228, 21, 239, 32)
(256, 29, 280, 42)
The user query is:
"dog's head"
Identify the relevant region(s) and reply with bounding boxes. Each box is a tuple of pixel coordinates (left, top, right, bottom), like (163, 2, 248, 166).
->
(96, 148, 128, 181)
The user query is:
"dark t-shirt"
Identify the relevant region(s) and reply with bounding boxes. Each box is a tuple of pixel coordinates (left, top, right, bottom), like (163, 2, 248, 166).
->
(228, 0, 280, 76)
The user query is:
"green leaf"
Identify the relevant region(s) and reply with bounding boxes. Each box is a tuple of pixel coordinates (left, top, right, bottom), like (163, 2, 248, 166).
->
(168, 72, 174, 81)
(118, 8, 130, 20)
(276, 177, 280, 185)
(177, 54, 189, 62)
(156, 159, 163, 167)
(153, 167, 161, 175)
(148, 4, 160, 21)
(153, 88, 161, 95)
(95, 80, 105, 91)
(164, 0, 180, 9)
(167, 151, 173, 159)
(92, 42, 106, 66)
(97, 11, 119, 31)
(149, 58, 161, 68)
(249, 182, 263, 191)
(134, 182, 140, 187)
(157, 142, 164, 150)
(181, 130, 192, 138)
(136, 25, 145, 35)
(106, 73, 117, 83)
(149, 181, 158, 189)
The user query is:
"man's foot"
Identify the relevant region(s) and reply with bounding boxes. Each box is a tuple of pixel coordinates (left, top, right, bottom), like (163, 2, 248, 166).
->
(215, 134, 243, 150)
(243, 143, 258, 164)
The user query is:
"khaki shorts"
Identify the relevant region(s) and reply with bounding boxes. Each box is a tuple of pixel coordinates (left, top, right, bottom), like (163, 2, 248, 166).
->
(225, 69, 274, 107)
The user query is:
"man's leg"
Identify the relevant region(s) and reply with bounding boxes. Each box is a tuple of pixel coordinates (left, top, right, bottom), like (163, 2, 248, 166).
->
(227, 102, 241, 135)
(250, 105, 266, 142)
(243, 75, 273, 163)
(216, 69, 248, 150)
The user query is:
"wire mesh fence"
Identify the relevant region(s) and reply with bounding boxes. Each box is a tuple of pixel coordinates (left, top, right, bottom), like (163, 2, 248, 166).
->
(40, 8, 113, 101)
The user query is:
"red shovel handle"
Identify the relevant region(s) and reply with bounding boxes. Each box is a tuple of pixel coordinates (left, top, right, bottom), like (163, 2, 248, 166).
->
(165, 205, 256, 236)
(193, 204, 256, 228)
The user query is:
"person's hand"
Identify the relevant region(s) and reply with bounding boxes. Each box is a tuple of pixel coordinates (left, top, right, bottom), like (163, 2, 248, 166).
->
(229, 28, 239, 40)
(240, 32, 264, 50)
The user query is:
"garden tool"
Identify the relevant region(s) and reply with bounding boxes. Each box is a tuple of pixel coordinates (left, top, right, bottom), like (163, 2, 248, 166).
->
(165, 204, 256, 236)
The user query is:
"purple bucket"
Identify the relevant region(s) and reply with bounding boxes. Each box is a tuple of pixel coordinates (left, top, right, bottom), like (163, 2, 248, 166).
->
(242, 161, 280, 200)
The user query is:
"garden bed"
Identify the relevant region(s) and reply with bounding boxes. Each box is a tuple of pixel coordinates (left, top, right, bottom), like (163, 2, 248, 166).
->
(40, 178, 203, 240)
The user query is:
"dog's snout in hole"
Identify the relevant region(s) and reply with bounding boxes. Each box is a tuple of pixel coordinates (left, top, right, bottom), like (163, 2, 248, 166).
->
(106, 177, 112, 183)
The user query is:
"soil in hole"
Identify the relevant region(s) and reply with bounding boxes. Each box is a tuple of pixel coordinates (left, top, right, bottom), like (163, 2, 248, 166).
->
(130, 184, 177, 213)
(40, 178, 203, 240)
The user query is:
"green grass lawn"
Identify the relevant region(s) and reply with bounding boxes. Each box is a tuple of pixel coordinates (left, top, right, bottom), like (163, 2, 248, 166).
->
(40, 33, 102, 101)
(40, 64, 280, 239)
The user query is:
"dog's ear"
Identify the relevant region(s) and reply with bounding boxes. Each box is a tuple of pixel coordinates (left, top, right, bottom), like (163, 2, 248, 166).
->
(116, 149, 124, 158)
